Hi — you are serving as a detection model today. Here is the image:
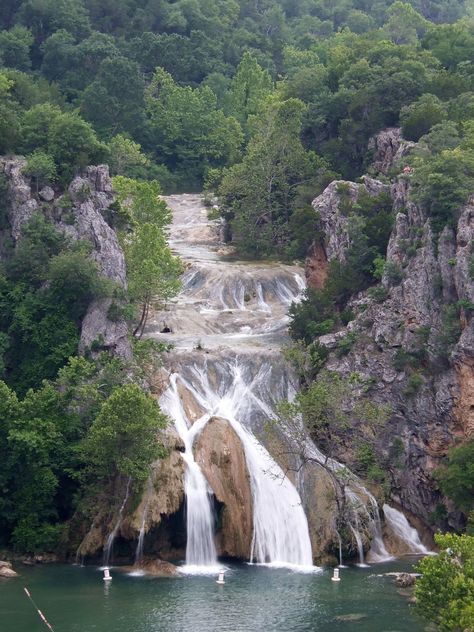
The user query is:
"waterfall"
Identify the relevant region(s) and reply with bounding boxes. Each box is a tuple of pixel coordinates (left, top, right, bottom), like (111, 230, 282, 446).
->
(134, 480, 153, 566)
(161, 361, 314, 568)
(160, 375, 218, 571)
(148, 193, 419, 572)
(103, 477, 131, 567)
(383, 504, 429, 555)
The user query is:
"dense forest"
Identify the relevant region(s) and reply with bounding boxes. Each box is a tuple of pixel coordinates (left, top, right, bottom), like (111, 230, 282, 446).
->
(1, 2, 474, 622)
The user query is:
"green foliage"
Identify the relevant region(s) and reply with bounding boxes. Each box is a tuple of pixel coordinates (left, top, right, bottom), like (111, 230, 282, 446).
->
(0, 214, 109, 393)
(108, 135, 149, 177)
(415, 533, 474, 631)
(400, 93, 447, 141)
(24, 150, 56, 191)
(276, 370, 389, 472)
(411, 146, 474, 234)
(0, 25, 33, 71)
(145, 67, 243, 188)
(404, 372, 424, 395)
(435, 440, 474, 513)
(81, 384, 167, 487)
(113, 176, 182, 337)
(336, 331, 358, 356)
(219, 95, 329, 259)
(290, 189, 394, 343)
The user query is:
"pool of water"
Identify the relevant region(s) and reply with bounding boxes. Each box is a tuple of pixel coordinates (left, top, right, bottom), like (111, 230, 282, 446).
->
(0, 560, 426, 632)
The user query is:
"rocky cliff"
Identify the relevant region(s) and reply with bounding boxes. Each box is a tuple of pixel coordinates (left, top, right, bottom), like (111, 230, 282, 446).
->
(0, 157, 132, 359)
(305, 128, 473, 532)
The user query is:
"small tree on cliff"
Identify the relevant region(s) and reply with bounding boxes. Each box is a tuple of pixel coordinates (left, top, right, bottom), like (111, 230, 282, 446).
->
(112, 176, 183, 338)
(271, 370, 390, 511)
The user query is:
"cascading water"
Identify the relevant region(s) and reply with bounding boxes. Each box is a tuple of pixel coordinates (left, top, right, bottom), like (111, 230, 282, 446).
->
(383, 504, 429, 555)
(151, 194, 314, 570)
(103, 478, 131, 566)
(164, 360, 313, 567)
(148, 194, 427, 570)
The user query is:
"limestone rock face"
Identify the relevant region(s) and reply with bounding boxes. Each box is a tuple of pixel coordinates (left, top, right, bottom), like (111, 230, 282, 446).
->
(76, 445, 185, 561)
(194, 417, 253, 559)
(309, 177, 389, 268)
(0, 158, 132, 360)
(305, 128, 473, 531)
(0, 157, 38, 241)
(368, 127, 415, 175)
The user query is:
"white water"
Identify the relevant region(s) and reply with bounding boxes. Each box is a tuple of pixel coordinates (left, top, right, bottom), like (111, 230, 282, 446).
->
(103, 478, 131, 566)
(383, 504, 429, 555)
(152, 194, 314, 571)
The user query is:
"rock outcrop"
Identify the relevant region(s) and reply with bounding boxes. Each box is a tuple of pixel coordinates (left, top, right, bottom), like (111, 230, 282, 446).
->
(0, 561, 18, 578)
(194, 417, 253, 559)
(307, 177, 389, 278)
(305, 129, 474, 532)
(0, 157, 132, 359)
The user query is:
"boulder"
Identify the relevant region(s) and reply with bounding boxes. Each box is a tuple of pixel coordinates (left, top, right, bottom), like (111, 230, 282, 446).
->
(39, 186, 55, 202)
(194, 417, 253, 559)
(0, 562, 18, 578)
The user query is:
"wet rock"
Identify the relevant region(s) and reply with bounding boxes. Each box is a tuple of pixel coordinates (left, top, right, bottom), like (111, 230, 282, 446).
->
(394, 572, 417, 588)
(194, 417, 253, 559)
(133, 558, 179, 577)
(334, 613, 367, 622)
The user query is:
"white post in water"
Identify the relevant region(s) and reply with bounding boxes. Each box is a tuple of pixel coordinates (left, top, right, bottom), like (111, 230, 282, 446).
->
(216, 570, 226, 585)
(103, 567, 112, 582)
(331, 568, 341, 582)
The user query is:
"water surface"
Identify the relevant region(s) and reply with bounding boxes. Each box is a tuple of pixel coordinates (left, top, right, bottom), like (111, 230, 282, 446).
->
(0, 560, 425, 632)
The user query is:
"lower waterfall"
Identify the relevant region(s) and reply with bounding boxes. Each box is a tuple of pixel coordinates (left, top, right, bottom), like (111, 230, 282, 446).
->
(160, 375, 218, 570)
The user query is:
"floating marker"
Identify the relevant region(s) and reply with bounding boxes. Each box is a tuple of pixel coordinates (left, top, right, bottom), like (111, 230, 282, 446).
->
(103, 567, 112, 581)
(216, 570, 226, 585)
(331, 568, 341, 582)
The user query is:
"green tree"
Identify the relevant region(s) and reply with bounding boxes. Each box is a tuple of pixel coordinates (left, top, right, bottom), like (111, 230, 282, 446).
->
(218, 95, 319, 258)
(113, 177, 182, 337)
(80, 56, 145, 137)
(81, 383, 167, 486)
(415, 533, 474, 631)
(108, 135, 149, 177)
(145, 67, 243, 186)
(24, 151, 57, 192)
(226, 51, 273, 133)
(0, 25, 34, 71)
(400, 93, 448, 141)
(435, 440, 474, 514)
(383, 1, 429, 45)
(411, 146, 474, 232)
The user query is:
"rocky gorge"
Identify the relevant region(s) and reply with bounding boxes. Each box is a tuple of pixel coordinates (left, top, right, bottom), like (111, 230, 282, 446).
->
(1, 128, 466, 570)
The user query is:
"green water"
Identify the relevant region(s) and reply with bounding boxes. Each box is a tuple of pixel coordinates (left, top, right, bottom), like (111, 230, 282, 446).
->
(0, 560, 425, 632)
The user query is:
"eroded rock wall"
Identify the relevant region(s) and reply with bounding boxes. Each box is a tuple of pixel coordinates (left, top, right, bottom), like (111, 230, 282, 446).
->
(305, 129, 473, 531)
(0, 157, 132, 359)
